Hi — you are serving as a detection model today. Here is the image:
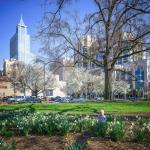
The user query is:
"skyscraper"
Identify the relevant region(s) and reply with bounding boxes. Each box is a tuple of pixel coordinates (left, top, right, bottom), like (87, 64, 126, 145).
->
(10, 16, 31, 64)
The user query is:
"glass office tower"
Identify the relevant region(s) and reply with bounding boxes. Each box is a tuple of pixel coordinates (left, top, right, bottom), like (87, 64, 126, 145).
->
(10, 16, 30, 64)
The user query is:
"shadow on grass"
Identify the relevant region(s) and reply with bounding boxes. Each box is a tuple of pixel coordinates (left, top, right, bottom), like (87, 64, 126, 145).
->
(0, 103, 36, 113)
(35, 105, 100, 114)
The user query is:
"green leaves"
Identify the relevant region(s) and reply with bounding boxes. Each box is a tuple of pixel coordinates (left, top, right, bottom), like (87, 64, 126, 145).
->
(0, 139, 16, 150)
(108, 121, 125, 141)
(93, 122, 108, 137)
(1, 109, 150, 142)
(66, 143, 87, 150)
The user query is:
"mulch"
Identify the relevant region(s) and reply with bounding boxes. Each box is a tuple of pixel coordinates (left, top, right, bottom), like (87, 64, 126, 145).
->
(5, 133, 150, 150)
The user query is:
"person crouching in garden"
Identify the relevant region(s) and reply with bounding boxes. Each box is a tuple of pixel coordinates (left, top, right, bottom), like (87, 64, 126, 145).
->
(98, 109, 107, 123)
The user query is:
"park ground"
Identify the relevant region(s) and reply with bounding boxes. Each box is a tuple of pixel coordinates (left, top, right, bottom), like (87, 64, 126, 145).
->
(0, 101, 150, 115)
(5, 133, 150, 150)
(1, 101, 150, 150)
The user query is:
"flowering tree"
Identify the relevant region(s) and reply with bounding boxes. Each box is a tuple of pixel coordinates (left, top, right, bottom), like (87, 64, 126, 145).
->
(112, 80, 129, 96)
(63, 68, 129, 99)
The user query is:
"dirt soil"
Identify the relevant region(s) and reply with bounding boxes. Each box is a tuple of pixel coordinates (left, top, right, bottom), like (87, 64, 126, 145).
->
(5, 133, 150, 150)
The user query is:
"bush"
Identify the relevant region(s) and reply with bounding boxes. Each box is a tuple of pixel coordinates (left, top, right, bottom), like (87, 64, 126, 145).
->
(66, 143, 87, 150)
(0, 129, 14, 138)
(57, 117, 70, 135)
(93, 122, 108, 137)
(81, 117, 96, 131)
(131, 118, 150, 142)
(132, 128, 147, 142)
(72, 116, 96, 132)
(108, 121, 125, 141)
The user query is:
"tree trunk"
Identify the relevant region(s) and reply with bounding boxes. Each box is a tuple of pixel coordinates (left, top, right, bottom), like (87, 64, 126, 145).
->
(35, 90, 38, 98)
(104, 68, 112, 100)
(13, 84, 16, 98)
(32, 90, 38, 98)
(24, 88, 26, 97)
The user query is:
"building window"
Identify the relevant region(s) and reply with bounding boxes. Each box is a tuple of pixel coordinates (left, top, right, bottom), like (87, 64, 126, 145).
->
(127, 71, 132, 80)
(120, 72, 126, 80)
(148, 75, 150, 81)
(135, 68, 144, 88)
(148, 66, 150, 72)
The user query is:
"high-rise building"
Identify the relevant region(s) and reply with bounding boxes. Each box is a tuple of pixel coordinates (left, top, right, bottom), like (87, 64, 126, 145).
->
(10, 16, 31, 64)
(74, 35, 97, 69)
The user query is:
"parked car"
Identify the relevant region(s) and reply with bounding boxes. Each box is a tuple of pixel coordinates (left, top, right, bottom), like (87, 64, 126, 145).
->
(61, 97, 71, 103)
(128, 97, 138, 101)
(25, 96, 41, 103)
(48, 97, 56, 103)
(72, 97, 85, 102)
(95, 97, 104, 101)
(33, 97, 42, 103)
(25, 96, 33, 103)
(15, 96, 26, 102)
(2, 96, 13, 102)
(7, 97, 15, 103)
(54, 99, 62, 103)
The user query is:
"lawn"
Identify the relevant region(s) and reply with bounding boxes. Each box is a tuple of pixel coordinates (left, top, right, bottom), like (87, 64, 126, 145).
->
(0, 101, 150, 115)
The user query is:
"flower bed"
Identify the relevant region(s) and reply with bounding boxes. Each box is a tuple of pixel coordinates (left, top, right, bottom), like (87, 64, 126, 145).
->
(0, 109, 150, 150)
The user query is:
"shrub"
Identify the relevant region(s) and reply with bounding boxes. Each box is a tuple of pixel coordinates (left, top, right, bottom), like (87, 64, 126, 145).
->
(66, 143, 87, 150)
(57, 117, 70, 135)
(0, 129, 14, 138)
(108, 121, 125, 141)
(81, 117, 96, 131)
(132, 128, 146, 142)
(131, 118, 150, 142)
(93, 122, 108, 137)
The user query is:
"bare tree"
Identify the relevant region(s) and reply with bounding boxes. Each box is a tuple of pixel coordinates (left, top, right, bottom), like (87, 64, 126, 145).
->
(21, 64, 56, 97)
(8, 63, 21, 98)
(38, 0, 150, 100)
(9, 62, 56, 98)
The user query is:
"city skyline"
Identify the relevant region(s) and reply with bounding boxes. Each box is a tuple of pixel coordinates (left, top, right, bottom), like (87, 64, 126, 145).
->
(0, 0, 94, 69)
(0, 0, 43, 69)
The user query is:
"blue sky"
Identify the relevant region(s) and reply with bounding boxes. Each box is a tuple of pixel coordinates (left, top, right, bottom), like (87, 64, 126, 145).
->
(0, 0, 95, 69)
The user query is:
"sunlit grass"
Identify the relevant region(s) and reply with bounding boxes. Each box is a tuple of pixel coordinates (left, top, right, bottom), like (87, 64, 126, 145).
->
(0, 101, 150, 115)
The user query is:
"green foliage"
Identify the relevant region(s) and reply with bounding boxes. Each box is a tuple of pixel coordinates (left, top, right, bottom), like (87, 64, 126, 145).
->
(131, 118, 150, 142)
(108, 121, 125, 141)
(93, 122, 108, 137)
(0, 139, 16, 150)
(132, 128, 146, 142)
(3, 111, 95, 136)
(0, 129, 14, 138)
(107, 115, 124, 122)
(71, 116, 96, 132)
(66, 143, 87, 150)
(0, 109, 150, 142)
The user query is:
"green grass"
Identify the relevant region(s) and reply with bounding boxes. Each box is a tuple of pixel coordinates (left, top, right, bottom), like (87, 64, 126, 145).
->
(0, 101, 150, 115)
